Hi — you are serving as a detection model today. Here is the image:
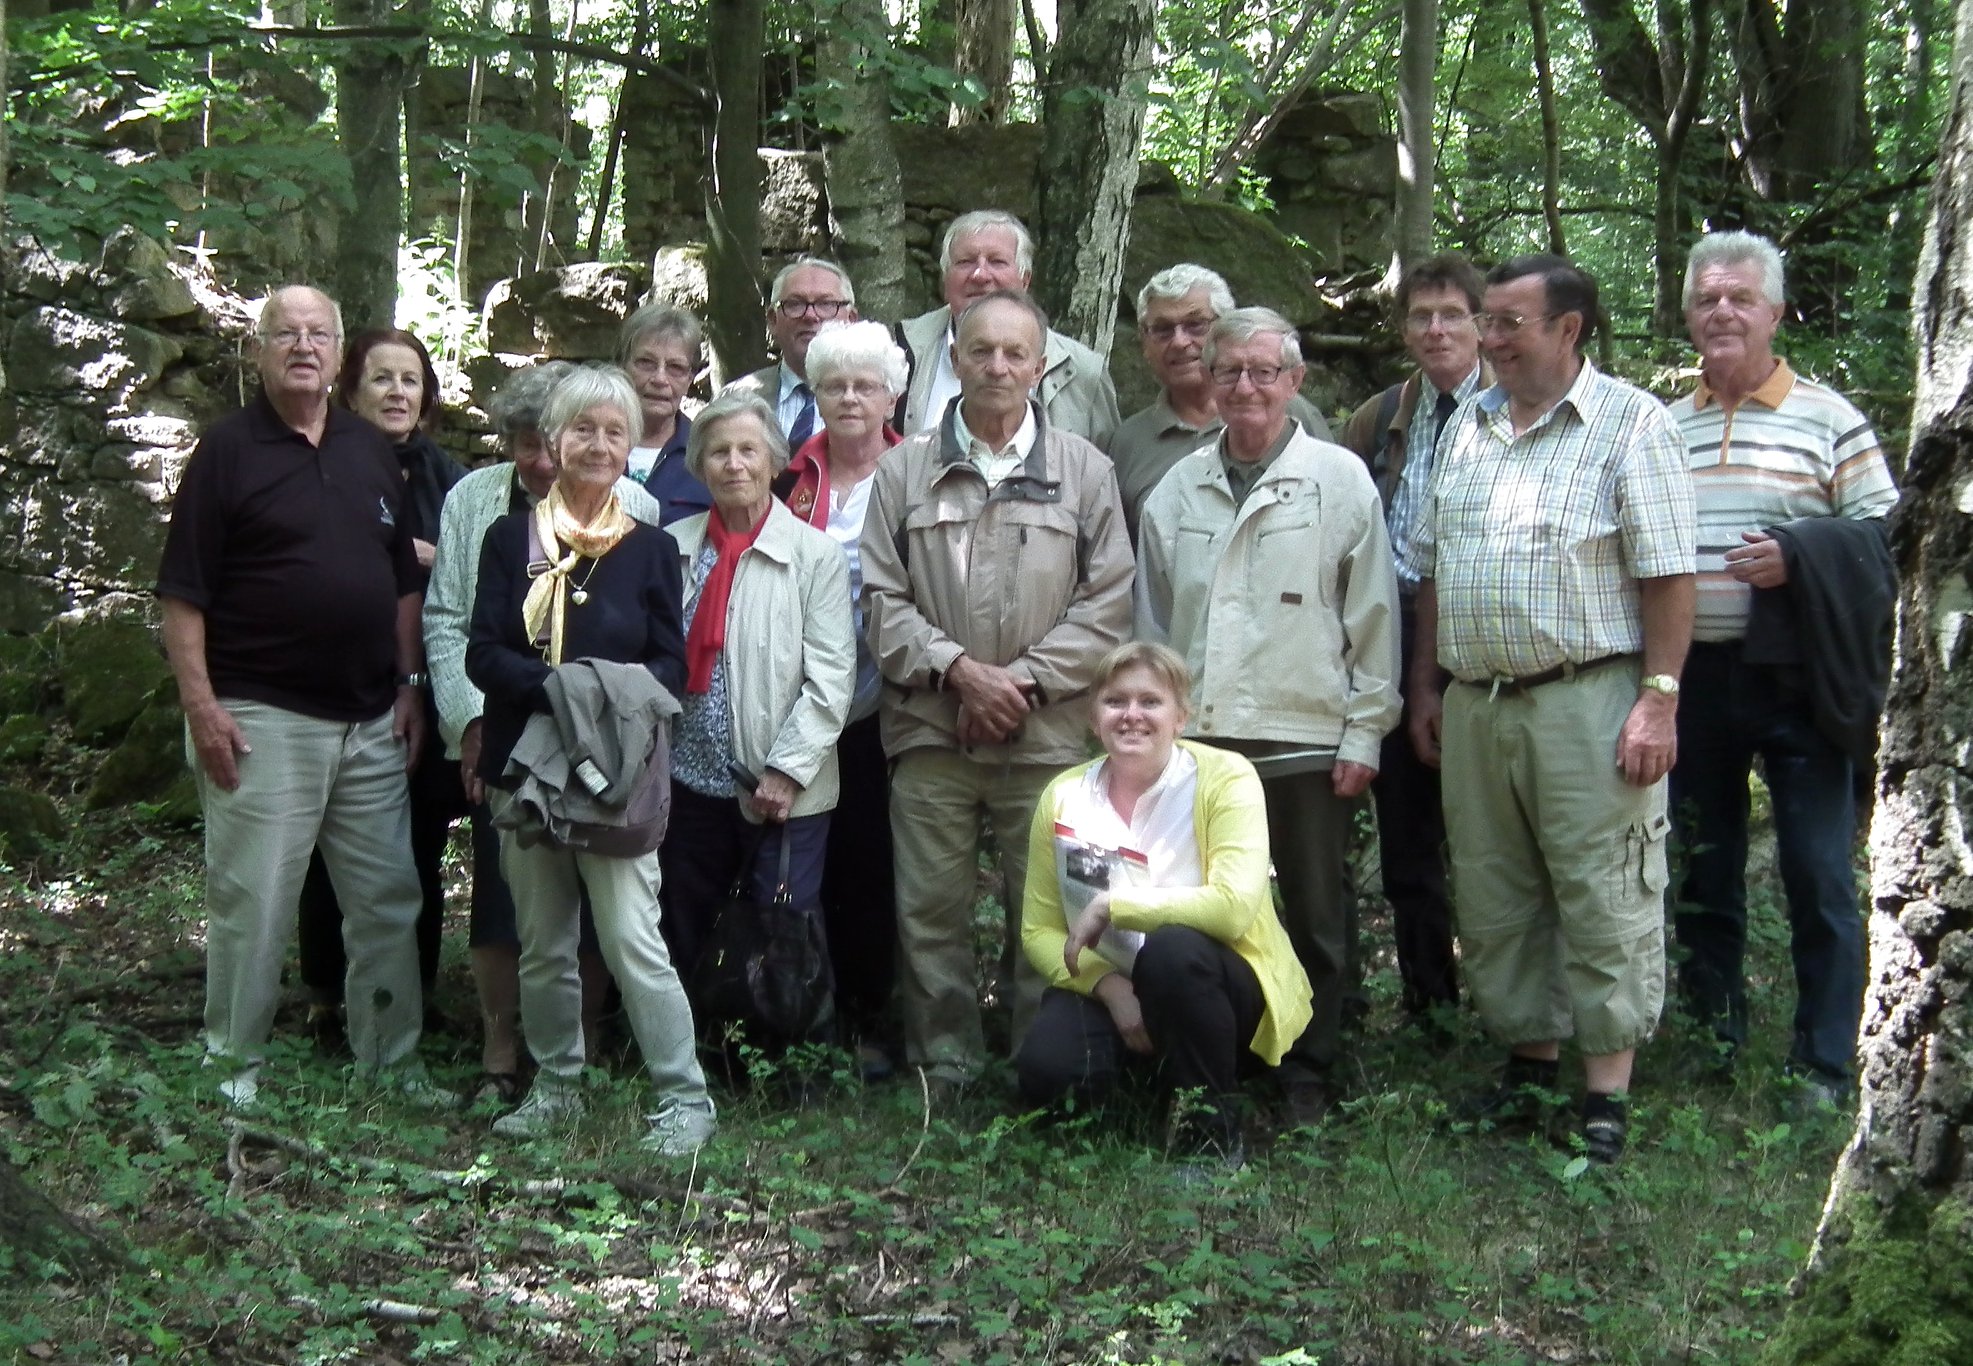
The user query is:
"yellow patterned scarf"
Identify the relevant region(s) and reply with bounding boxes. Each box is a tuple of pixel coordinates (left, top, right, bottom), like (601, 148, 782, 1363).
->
(521, 483, 636, 665)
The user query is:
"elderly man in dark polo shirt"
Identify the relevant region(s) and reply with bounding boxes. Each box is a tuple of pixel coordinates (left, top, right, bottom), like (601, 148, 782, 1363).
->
(159, 285, 447, 1109)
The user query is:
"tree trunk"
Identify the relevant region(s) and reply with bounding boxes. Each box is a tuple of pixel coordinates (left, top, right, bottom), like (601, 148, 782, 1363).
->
(1032, 0, 1155, 357)
(820, 0, 911, 321)
(585, 0, 650, 259)
(1727, 0, 1873, 201)
(0, 1151, 120, 1271)
(0, 0, 10, 218)
(1391, 0, 1438, 274)
(1768, 4, 1973, 1357)
(949, 0, 1016, 125)
(333, 0, 417, 329)
(704, 0, 767, 385)
(1528, 0, 1567, 256)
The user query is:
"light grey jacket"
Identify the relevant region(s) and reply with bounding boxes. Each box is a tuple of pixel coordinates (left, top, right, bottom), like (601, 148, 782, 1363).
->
(497, 659, 680, 850)
(898, 306, 1120, 450)
(426, 463, 664, 757)
(670, 498, 856, 820)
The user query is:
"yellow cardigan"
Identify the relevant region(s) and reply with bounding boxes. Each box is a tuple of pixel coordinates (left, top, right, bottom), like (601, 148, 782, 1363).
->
(1020, 739, 1314, 1066)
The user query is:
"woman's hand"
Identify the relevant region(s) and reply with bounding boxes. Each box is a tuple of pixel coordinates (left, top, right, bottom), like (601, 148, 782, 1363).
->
(1093, 973, 1152, 1055)
(1063, 891, 1113, 977)
(749, 768, 801, 823)
(459, 718, 486, 806)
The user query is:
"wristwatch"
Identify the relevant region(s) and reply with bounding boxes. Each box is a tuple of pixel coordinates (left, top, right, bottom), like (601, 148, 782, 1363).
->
(396, 672, 428, 689)
(1640, 673, 1680, 698)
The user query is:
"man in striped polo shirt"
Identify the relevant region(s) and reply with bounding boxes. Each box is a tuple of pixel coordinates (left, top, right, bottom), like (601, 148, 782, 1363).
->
(1665, 231, 1898, 1107)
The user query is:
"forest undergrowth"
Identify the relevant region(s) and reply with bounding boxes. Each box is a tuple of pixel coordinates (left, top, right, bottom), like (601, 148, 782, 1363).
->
(0, 754, 1853, 1365)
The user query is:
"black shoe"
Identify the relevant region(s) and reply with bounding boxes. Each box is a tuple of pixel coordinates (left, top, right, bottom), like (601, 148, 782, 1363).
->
(1581, 1092, 1628, 1165)
(1282, 1077, 1333, 1130)
(1456, 1055, 1559, 1131)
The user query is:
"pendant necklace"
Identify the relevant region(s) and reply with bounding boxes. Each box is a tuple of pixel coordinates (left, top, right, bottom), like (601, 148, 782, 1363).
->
(569, 557, 600, 606)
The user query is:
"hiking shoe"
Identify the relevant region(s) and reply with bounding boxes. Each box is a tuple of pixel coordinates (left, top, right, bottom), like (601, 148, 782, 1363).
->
(491, 1081, 584, 1138)
(1172, 1136, 1247, 1189)
(641, 1102, 717, 1158)
(1282, 1077, 1333, 1130)
(390, 1070, 464, 1112)
(1580, 1093, 1629, 1165)
(217, 1066, 261, 1109)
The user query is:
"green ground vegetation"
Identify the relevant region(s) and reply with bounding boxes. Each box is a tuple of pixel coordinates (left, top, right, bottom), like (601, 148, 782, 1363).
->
(0, 757, 1854, 1364)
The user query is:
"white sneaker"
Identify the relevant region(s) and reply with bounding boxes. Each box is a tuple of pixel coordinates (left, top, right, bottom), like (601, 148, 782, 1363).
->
(491, 1082, 584, 1138)
(641, 1102, 717, 1158)
(217, 1067, 261, 1109)
(390, 1070, 464, 1112)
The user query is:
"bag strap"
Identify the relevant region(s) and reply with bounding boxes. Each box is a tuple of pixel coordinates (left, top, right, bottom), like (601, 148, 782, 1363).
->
(771, 824, 793, 904)
(725, 817, 777, 899)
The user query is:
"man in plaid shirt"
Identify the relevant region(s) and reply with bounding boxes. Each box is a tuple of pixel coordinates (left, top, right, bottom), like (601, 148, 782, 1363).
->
(1403, 254, 1696, 1164)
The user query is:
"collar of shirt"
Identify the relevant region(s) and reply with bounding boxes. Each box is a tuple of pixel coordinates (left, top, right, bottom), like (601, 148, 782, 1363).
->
(1692, 356, 1796, 411)
(1150, 392, 1222, 439)
(1416, 362, 1484, 417)
(953, 400, 1038, 485)
(1218, 418, 1294, 485)
(1476, 354, 1602, 438)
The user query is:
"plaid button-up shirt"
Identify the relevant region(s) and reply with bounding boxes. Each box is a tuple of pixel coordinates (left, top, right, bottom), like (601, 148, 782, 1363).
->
(1402, 358, 1696, 682)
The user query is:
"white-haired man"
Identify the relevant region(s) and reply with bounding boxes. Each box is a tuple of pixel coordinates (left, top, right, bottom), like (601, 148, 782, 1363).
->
(727, 256, 861, 448)
(159, 285, 446, 1109)
(1665, 230, 1898, 1108)
(1111, 264, 1332, 536)
(1136, 305, 1402, 1126)
(898, 210, 1119, 448)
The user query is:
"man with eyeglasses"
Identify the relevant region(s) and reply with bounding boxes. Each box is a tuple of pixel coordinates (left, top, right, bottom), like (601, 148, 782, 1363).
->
(1337, 251, 1492, 1029)
(1136, 306, 1402, 1128)
(726, 257, 860, 448)
(1403, 255, 1696, 1164)
(158, 285, 449, 1110)
(897, 210, 1119, 448)
(1663, 231, 1897, 1110)
(618, 302, 711, 524)
(1109, 264, 1333, 539)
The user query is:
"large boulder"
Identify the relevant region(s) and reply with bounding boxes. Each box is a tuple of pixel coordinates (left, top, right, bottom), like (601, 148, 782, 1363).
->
(98, 228, 200, 324)
(5, 307, 184, 413)
(0, 785, 65, 862)
(485, 262, 651, 359)
(1120, 195, 1324, 329)
(56, 616, 171, 746)
(760, 149, 828, 254)
(87, 692, 198, 822)
(0, 632, 57, 717)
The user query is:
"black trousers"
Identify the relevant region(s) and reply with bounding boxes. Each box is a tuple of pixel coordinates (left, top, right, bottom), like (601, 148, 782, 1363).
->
(819, 713, 897, 1042)
(1016, 926, 1265, 1140)
(1371, 593, 1458, 1013)
(298, 709, 464, 1000)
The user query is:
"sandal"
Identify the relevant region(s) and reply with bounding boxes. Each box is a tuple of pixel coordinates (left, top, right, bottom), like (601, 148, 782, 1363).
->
(473, 1072, 522, 1106)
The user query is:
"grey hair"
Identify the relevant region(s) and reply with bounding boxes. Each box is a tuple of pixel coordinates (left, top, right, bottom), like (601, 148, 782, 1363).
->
(1202, 306, 1303, 370)
(1683, 230, 1786, 308)
(1135, 264, 1235, 321)
(488, 360, 579, 440)
(685, 390, 791, 481)
(805, 320, 909, 395)
(939, 210, 1034, 277)
(256, 285, 345, 343)
(616, 302, 704, 366)
(769, 257, 856, 307)
(954, 289, 1049, 352)
(540, 364, 645, 449)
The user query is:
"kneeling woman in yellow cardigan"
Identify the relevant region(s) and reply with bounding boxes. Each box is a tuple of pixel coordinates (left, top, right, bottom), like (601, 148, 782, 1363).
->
(1017, 641, 1313, 1166)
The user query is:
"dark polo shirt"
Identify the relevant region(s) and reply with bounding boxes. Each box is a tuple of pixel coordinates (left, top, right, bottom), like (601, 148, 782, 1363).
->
(157, 394, 422, 722)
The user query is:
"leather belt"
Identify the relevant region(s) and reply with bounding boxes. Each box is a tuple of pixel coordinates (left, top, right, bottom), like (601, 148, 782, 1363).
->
(1456, 652, 1632, 696)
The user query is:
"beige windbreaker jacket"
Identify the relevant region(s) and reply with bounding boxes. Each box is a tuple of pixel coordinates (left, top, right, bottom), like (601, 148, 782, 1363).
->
(1133, 423, 1402, 768)
(896, 307, 1121, 450)
(670, 498, 855, 819)
(859, 406, 1135, 767)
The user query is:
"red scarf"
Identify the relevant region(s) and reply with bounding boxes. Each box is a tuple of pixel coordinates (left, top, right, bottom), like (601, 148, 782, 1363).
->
(684, 506, 767, 693)
(781, 425, 904, 529)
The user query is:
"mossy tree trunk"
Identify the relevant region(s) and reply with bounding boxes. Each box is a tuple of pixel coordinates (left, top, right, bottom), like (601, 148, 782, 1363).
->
(703, 0, 767, 387)
(820, 0, 911, 322)
(1767, 3, 1973, 1358)
(333, 0, 421, 330)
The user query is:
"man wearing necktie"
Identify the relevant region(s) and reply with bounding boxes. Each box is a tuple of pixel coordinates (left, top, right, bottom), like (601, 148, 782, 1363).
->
(725, 257, 859, 445)
(1340, 252, 1491, 1030)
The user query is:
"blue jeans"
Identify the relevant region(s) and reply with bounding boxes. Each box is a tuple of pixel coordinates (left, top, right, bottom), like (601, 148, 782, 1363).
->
(1670, 641, 1864, 1082)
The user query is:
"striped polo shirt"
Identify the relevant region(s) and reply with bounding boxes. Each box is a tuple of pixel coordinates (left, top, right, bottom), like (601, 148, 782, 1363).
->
(1666, 360, 1898, 642)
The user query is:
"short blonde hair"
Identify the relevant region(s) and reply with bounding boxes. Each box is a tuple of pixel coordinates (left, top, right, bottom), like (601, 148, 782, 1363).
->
(1088, 642, 1192, 718)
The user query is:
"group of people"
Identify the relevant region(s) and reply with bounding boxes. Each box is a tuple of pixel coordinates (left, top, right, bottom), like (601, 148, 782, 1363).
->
(160, 209, 1895, 1169)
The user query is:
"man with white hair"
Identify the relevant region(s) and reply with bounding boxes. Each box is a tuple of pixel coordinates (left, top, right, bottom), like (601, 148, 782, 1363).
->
(1665, 230, 1898, 1106)
(727, 256, 861, 448)
(158, 285, 447, 1109)
(1111, 264, 1332, 537)
(897, 210, 1119, 447)
(1136, 305, 1402, 1126)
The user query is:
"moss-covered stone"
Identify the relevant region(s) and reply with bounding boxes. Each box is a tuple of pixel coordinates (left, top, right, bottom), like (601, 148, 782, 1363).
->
(0, 784, 65, 862)
(1762, 1195, 1973, 1365)
(86, 692, 199, 823)
(0, 631, 57, 717)
(0, 714, 52, 765)
(55, 616, 170, 746)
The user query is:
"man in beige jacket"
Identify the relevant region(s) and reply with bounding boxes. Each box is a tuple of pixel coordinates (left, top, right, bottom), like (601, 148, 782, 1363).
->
(1136, 306, 1402, 1126)
(862, 290, 1135, 1087)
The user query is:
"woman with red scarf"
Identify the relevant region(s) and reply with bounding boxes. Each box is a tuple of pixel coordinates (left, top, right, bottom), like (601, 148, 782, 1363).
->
(660, 390, 856, 1049)
(771, 320, 910, 1079)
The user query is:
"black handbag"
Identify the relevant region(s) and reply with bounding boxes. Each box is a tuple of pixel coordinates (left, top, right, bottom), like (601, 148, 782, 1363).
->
(688, 822, 834, 1040)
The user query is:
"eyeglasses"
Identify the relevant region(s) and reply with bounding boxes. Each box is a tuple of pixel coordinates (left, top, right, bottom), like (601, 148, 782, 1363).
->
(1144, 318, 1213, 343)
(774, 298, 850, 319)
(267, 328, 339, 350)
(629, 356, 695, 380)
(1474, 311, 1555, 336)
(1404, 307, 1476, 332)
(816, 378, 889, 400)
(1210, 364, 1285, 388)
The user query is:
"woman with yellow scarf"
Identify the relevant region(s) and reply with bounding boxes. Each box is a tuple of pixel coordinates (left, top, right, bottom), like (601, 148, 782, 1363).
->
(466, 365, 715, 1158)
